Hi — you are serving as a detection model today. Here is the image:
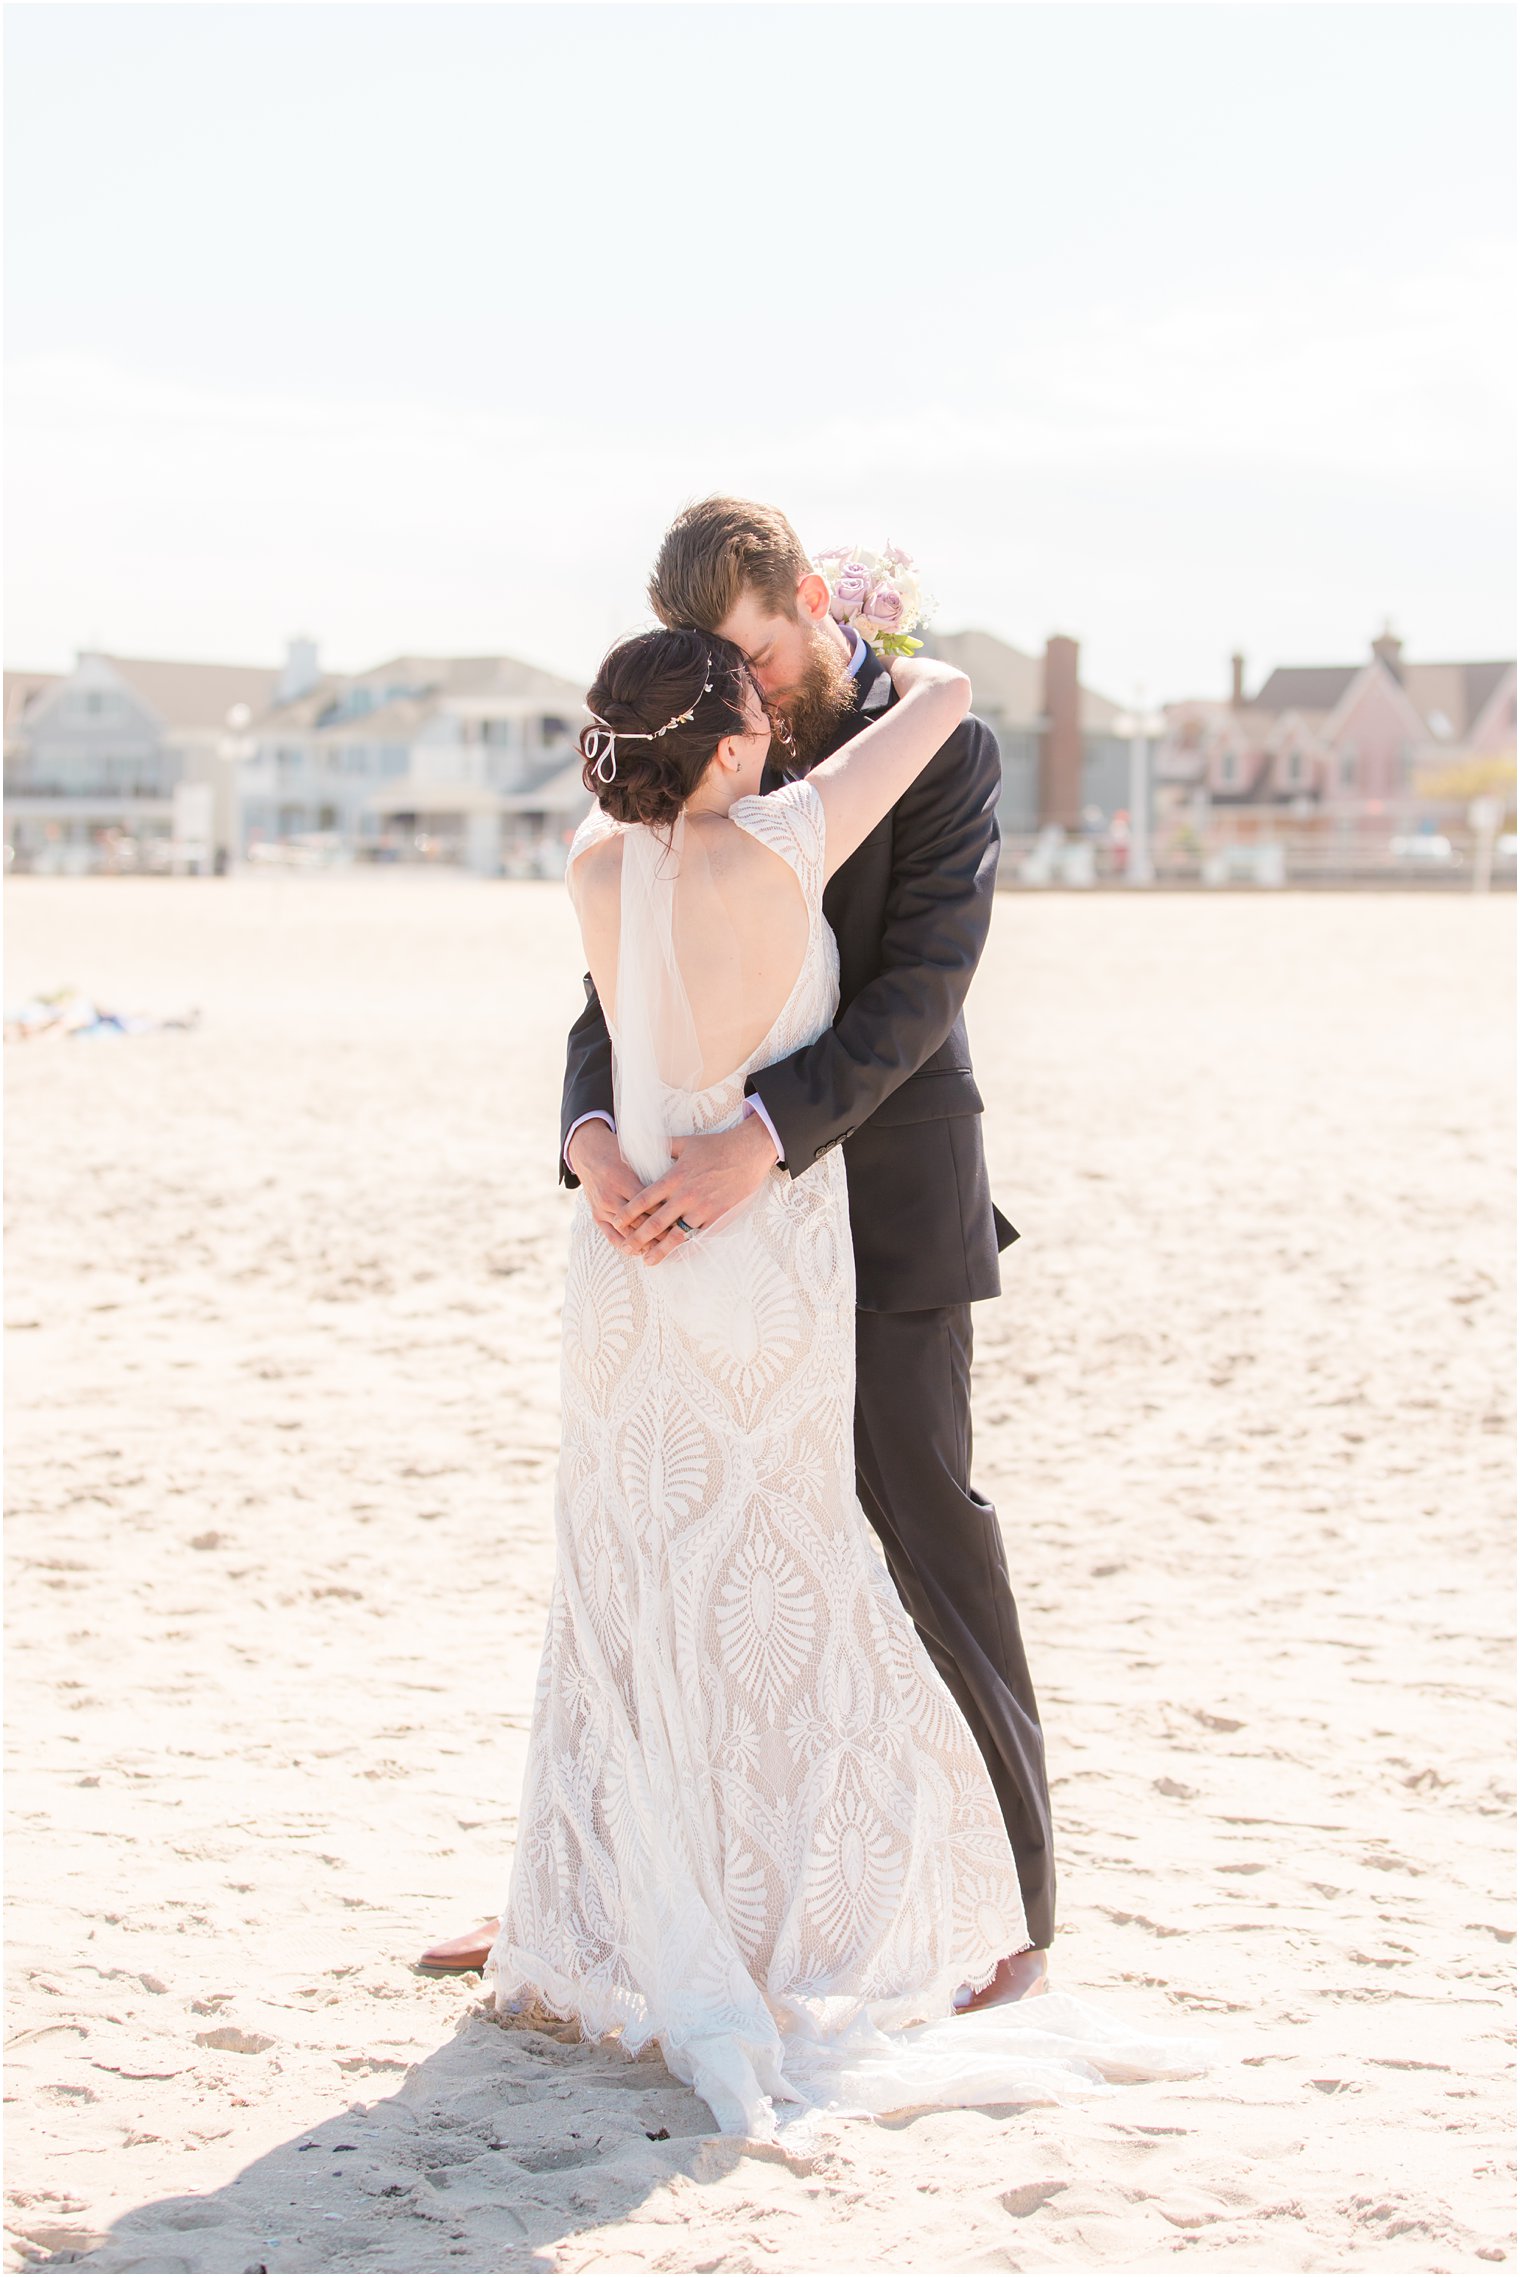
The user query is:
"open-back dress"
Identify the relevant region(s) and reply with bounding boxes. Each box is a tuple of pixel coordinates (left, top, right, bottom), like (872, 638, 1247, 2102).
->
(484, 780, 1204, 2136)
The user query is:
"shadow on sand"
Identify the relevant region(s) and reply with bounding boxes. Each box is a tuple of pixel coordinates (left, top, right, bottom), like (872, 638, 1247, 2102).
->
(21, 2005, 807, 2275)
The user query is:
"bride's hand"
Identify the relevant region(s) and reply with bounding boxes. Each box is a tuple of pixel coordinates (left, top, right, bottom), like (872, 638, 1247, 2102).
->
(613, 1117, 779, 1265)
(566, 1120, 645, 1255)
(888, 651, 965, 698)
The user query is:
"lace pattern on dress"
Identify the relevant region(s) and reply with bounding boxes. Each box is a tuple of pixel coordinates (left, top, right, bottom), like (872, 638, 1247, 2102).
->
(487, 779, 1209, 2135)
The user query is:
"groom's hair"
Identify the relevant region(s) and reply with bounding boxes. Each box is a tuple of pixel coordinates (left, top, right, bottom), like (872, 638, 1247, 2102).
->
(648, 497, 812, 632)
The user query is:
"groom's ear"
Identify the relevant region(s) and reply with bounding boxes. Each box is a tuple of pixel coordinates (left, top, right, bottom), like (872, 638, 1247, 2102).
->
(796, 571, 832, 624)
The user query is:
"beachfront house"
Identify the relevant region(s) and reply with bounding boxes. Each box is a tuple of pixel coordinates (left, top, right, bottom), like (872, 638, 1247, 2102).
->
(354, 656, 591, 876)
(1159, 633, 1517, 814)
(4, 652, 279, 873)
(6, 641, 595, 876)
(214, 646, 592, 876)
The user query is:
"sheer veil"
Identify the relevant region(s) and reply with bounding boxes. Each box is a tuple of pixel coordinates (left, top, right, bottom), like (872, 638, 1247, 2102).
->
(605, 812, 770, 1338)
(605, 810, 701, 1189)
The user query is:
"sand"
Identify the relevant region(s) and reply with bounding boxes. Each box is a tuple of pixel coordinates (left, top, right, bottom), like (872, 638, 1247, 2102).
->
(4, 874, 1513, 2275)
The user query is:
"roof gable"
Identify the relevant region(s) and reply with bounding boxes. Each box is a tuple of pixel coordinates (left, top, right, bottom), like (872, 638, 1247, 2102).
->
(1253, 653, 1515, 740)
(12, 655, 166, 747)
(3, 670, 61, 742)
(1323, 661, 1431, 746)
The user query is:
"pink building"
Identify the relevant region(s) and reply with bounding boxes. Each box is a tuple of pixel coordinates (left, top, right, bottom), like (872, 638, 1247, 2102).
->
(1160, 632, 1516, 811)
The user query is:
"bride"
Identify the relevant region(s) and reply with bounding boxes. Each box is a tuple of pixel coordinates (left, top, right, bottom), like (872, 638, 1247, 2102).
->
(483, 628, 1202, 2137)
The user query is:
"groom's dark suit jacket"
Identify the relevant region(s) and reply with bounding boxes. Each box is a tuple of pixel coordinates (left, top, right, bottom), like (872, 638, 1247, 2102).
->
(559, 645, 1017, 1313)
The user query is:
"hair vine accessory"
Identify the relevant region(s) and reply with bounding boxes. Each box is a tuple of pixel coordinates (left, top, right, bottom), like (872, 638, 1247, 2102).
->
(582, 655, 716, 783)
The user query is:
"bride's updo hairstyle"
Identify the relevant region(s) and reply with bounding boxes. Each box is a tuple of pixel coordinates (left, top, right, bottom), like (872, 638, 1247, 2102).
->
(579, 628, 757, 831)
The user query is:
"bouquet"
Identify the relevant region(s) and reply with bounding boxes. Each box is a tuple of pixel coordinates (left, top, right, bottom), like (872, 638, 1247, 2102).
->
(812, 544, 933, 660)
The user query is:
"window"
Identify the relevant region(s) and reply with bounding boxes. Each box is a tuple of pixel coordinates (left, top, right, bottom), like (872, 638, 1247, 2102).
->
(1339, 751, 1357, 790)
(1284, 749, 1302, 784)
(1219, 750, 1238, 787)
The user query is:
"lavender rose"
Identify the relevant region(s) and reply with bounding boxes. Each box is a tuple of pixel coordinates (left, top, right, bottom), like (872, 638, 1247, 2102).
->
(861, 582, 905, 632)
(831, 562, 873, 619)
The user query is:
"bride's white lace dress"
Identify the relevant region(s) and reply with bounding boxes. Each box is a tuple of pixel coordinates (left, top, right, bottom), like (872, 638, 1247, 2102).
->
(485, 781, 1204, 2137)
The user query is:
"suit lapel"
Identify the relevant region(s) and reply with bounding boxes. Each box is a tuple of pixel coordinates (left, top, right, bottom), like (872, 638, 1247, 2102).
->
(850, 649, 894, 727)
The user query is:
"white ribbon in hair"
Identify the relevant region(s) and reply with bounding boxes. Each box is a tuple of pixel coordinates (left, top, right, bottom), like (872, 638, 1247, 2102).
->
(582, 723, 643, 784)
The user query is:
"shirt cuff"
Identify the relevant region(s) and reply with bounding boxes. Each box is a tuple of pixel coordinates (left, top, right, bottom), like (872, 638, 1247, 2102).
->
(564, 1109, 615, 1170)
(742, 1094, 784, 1164)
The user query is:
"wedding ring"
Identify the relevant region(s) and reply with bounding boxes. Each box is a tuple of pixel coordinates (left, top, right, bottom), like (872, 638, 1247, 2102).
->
(675, 1216, 698, 1238)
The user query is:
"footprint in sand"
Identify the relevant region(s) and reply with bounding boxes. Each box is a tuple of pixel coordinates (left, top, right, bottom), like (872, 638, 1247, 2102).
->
(1001, 2179, 1069, 2218)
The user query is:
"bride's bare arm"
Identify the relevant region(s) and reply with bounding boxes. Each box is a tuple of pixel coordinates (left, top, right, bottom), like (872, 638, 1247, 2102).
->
(806, 655, 972, 877)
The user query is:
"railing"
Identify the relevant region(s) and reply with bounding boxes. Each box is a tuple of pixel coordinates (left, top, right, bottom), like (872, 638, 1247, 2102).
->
(998, 818, 1517, 889)
(5, 778, 173, 801)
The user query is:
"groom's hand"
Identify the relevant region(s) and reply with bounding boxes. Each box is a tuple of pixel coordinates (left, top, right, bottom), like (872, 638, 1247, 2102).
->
(614, 1119, 779, 1265)
(565, 1120, 644, 1255)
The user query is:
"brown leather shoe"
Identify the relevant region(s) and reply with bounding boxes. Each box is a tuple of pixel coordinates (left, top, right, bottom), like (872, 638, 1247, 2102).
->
(416, 1918, 500, 1973)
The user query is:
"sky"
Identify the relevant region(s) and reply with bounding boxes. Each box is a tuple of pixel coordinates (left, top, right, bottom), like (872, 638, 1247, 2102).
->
(5, 1, 1515, 704)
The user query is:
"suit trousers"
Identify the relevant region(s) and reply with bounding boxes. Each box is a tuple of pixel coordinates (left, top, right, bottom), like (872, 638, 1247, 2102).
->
(852, 1303, 1056, 1951)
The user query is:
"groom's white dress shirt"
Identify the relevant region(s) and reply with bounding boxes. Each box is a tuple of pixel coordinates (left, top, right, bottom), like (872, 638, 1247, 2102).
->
(565, 625, 870, 1174)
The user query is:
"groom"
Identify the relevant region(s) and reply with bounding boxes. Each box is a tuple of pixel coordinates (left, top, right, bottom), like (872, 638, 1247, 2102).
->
(422, 498, 1055, 1996)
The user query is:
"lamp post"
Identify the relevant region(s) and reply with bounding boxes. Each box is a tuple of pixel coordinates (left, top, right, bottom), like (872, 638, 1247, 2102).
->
(218, 702, 255, 874)
(1469, 793, 1502, 895)
(1114, 692, 1166, 886)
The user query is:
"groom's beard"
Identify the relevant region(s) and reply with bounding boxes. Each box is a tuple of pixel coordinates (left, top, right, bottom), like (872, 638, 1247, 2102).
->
(770, 624, 857, 769)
